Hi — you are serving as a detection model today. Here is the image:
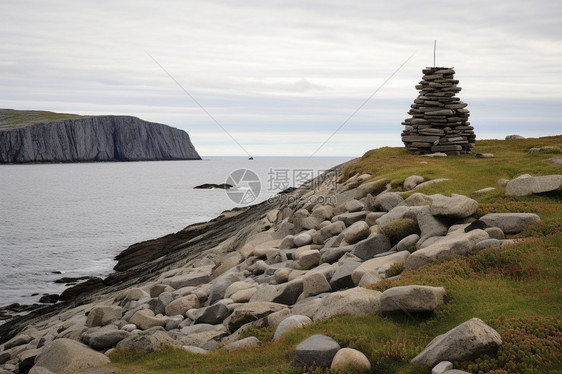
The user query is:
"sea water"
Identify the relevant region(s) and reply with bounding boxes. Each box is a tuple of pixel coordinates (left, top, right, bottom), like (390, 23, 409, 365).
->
(0, 157, 350, 307)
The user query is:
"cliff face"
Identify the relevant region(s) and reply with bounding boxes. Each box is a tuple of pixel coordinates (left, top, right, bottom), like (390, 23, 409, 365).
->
(0, 115, 201, 163)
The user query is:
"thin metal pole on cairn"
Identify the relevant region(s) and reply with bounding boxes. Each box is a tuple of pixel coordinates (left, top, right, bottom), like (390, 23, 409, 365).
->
(433, 40, 436, 67)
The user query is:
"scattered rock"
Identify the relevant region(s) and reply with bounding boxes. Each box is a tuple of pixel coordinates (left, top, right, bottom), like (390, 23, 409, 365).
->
(86, 329, 131, 351)
(352, 251, 410, 286)
(429, 194, 478, 218)
(129, 310, 166, 330)
(352, 234, 392, 260)
(432, 361, 454, 374)
(329, 261, 362, 291)
(505, 174, 562, 196)
(228, 302, 285, 332)
(34, 338, 111, 373)
(414, 178, 450, 190)
(224, 336, 260, 351)
(118, 331, 179, 352)
(86, 306, 123, 328)
(354, 179, 389, 199)
(411, 317, 502, 367)
(406, 230, 488, 270)
(404, 175, 425, 191)
(479, 213, 541, 234)
(475, 153, 494, 158)
(505, 135, 524, 140)
(381, 285, 446, 313)
(274, 315, 312, 340)
(342, 221, 371, 244)
(313, 287, 382, 321)
(330, 347, 371, 372)
(294, 334, 341, 368)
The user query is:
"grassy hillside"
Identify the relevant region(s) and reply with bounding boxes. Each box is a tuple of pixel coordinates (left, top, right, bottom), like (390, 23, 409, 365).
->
(0, 109, 89, 130)
(110, 136, 561, 374)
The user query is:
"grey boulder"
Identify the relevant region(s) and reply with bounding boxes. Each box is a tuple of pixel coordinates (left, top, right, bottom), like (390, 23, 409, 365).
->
(294, 334, 341, 368)
(411, 317, 502, 367)
(505, 174, 562, 196)
(34, 338, 110, 373)
(479, 213, 541, 234)
(274, 315, 312, 340)
(381, 285, 446, 313)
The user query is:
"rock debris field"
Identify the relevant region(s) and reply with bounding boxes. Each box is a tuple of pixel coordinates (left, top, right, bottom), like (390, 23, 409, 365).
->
(1, 164, 560, 374)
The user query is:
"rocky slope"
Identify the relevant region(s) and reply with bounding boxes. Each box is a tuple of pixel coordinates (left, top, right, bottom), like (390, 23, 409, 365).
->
(0, 146, 559, 372)
(0, 110, 201, 163)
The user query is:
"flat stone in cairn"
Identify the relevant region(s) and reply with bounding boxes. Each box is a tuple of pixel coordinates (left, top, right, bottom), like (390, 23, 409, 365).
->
(402, 67, 475, 154)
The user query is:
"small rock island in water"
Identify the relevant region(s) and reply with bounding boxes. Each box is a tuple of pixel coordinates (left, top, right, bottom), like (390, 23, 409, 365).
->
(0, 109, 201, 163)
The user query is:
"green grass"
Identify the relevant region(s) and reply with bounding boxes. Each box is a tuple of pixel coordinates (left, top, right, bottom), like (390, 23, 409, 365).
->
(0, 109, 89, 130)
(110, 135, 562, 373)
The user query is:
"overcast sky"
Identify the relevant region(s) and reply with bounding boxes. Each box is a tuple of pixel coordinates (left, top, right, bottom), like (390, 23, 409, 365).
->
(1, 1, 560, 156)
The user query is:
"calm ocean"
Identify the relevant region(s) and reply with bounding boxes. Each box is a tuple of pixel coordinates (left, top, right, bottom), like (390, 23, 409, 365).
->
(0, 157, 350, 307)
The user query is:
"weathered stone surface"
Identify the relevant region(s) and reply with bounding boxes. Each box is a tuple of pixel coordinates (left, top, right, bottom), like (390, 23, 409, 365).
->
(333, 212, 369, 226)
(293, 232, 313, 247)
(34, 338, 110, 373)
(272, 279, 304, 305)
(416, 206, 450, 243)
(479, 213, 541, 234)
(294, 335, 341, 368)
(301, 272, 331, 298)
(352, 234, 392, 260)
(432, 361, 454, 374)
(505, 174, 562, 196)
(312, 221, 346, 244)
(121, 287, 149, 301)
(4, 333, 32, 349)
(86, 329, 131, 350)
(118, 331, 179, 352)
(274, 315, 312, 340)
(342, 221, 371, 244)
(298, 249, 321, 269)
(228, 302, 286, 332)
(224, 336, 260, 351)
(404, 175, 425, 190)
(313, 287, 382, 321)
(129, 310, 166, 330)
(163, 273, 211, 289)
(352, 251, 410, 286)
(429, 194, 478, 218)
(86, 306, 123, 328)
(411, 318, 502, 367)
(354, 179, 389, 199)
(344, 199, 365, 213)
(381, 286, 446, 313)
(194, 303, 231, 325)
(406, 229, 489, 270)
(374, 192, 404, 212)
(414, 178, 450, 190)
(165, 294, 200, 316)
(331, 347, 371, 372)
(330, 261, 362, 291)
(393, 233, 420, 252)
(0, 113, 201, 163)
(149, 284, 175, 298)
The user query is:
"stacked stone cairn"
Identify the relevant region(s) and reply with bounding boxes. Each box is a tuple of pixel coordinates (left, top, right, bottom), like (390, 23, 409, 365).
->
(401, 67, 475, 154)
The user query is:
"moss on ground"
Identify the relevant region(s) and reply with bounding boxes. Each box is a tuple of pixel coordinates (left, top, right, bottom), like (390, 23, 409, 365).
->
(0, 109, 89, 130)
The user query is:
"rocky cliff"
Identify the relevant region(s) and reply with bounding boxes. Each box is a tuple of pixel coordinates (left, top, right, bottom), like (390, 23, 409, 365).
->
(0, 113, 201, 163)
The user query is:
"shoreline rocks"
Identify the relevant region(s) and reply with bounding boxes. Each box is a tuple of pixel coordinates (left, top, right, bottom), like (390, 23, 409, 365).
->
(0, 160, 545, 373)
